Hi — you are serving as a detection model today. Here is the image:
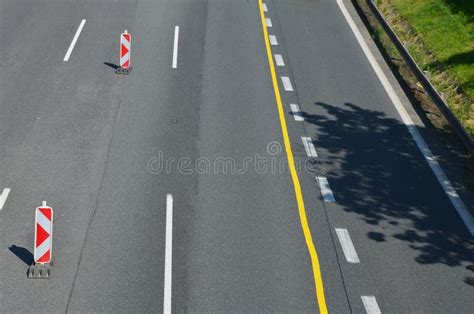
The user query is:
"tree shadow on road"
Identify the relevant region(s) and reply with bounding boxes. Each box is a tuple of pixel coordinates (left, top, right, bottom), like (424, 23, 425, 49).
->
(297, 101, 474, 285)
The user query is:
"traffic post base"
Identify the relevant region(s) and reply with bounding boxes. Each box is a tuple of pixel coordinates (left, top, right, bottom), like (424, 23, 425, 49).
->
(115, 66, 132, 75)
(27, 263, 52, 279)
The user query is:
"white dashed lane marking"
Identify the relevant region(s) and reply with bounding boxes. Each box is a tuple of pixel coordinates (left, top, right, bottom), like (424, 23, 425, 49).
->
(172, 26, 179, 69)
(265, 18, 272, 27)
(290, 104, 304, 121)
(302, 137, 318, 157)
(335, 228, 360, 263)
(263, 3, 268, 12)
(281, 76, 293, 91)
(163, 194, 173, 314)
(63, 19, 86, 62)
(361, 296, 381, 314)
(274, 54, 284, 66)
(269, 35, 278, 46)
(0, 188, 11, 210)
(316, 176, 335, 202)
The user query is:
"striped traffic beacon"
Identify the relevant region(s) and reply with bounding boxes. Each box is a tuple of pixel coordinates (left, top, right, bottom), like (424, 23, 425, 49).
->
(116, 30, 132, 74)
(28, 201, 54, 279)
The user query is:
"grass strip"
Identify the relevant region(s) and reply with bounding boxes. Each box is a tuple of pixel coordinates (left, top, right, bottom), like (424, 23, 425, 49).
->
(379, 0, 474, 134)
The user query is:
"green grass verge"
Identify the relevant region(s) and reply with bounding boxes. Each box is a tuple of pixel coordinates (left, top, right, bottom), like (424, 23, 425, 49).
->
(380, 0, 474, 133)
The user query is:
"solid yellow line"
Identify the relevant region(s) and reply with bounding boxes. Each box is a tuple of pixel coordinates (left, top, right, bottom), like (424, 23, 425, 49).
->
(257, 1, 329, 313)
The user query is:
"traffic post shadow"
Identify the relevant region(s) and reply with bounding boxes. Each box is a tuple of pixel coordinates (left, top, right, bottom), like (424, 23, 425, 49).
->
(9, 245, 34, 266)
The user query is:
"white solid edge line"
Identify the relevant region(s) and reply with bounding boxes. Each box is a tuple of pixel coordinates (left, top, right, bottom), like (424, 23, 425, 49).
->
(337, 0, 474, 235)
(361, 296, 381, 314)
(290, 104, 304, 121)
(0, 188, 11, 210)
(302, 137, 318, 157)
(63, 19, 86, 62)
(335, 228, 360, 263)
(275, 54, 285, 66)
(163, 194, 173, 314)
(316, 176, 335, 202)
(281, 76, 294, 91)
(269, 35, 278, 46)
(265, 18, 273, 27)
(263, 3, 268, 12)
(172, 26, 179, 69)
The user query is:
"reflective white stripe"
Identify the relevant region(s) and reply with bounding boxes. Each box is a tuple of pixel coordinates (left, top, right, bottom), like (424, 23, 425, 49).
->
(34, 206, 53, 263)
(120, 32, 131, 67)
(263, 3, 268, 12)
(120, 52, 130, 66)
(35, 237, 50, 261)
(36, 210, 51, 232)
(335, 228, 360, 263)
(316, 176, 335, 202)
(302, 137, 318, 157)
(361, 296, 381, 314)
(121, 34, 131, 49)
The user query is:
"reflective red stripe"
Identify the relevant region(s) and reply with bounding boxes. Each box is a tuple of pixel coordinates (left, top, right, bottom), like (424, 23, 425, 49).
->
(120, 31, 131, 69)
(121, 44, 129, 58)
(39, 207, 52, 220)
(37, 250, 50, 263)
(36, 223, 49, 247)
(34, 203, 53, 264)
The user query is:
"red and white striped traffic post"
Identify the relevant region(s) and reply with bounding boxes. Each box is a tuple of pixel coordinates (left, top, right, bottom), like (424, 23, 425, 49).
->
(116, 30, 132, 74)
(28, 201, 54, 279)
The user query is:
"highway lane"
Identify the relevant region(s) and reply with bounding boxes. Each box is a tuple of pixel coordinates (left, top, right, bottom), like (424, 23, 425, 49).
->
(0, 0, 141, 311)
(267, 0, 474, 312)
(181, 1, 349, 312)
(0, 0, 164, 311)
(66, 0, 208, 311)
(1, 0, 473, 312)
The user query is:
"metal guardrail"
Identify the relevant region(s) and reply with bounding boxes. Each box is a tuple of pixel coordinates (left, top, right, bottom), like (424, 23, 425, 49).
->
(363, 0, 474, 156)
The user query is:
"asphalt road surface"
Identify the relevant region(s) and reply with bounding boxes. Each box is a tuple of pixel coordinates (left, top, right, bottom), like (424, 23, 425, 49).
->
(0, 0, 473, 312)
